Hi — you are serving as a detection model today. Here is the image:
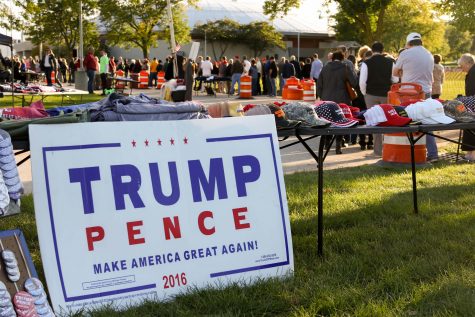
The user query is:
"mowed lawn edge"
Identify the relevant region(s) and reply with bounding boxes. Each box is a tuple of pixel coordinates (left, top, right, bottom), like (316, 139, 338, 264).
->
(3, 162, 474, 316)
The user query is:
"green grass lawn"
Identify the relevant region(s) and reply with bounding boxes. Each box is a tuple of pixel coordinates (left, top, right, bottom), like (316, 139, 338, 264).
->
(5, 162, 474, 316)
(0, 94, 103, 108)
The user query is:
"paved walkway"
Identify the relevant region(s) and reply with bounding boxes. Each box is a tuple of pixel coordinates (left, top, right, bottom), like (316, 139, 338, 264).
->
(14, 85, 462, 194)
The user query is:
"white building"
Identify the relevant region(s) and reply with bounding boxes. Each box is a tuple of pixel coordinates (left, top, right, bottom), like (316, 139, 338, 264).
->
(110, 0, 335, 60)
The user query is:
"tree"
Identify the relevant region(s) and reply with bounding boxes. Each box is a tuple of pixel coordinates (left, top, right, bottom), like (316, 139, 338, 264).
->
(444, 25, 473, 60)
(193, 19, 243, 60)
(161, 2, 191, 52)
(380, 0, 446, 54)
(98, 0, 194, 58)
(263, 0, 300, 19)
(242, 22, 285, 57)
(327, 0, 394, 45)
(18, 0, 99, 57)
(439, 0, 475, 33)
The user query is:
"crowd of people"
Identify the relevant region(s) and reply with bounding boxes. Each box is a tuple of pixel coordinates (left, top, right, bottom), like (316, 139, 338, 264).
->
(1, 32, 474, 160)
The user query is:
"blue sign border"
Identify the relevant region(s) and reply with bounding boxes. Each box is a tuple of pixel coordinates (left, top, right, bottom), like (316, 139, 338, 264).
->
(42, 133, 290, 302)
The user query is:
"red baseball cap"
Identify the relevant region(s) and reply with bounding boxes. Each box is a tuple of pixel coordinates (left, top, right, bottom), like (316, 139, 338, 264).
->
(377, 104, 412, 126)
(338, 103, 355, 119)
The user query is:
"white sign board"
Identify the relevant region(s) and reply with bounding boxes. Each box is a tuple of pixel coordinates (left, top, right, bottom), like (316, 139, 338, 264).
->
(29, 116, 293, 313)
(188, 41, 200, 61)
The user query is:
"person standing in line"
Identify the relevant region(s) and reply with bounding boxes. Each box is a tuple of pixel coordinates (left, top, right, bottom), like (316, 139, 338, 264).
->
(250, 59, 259, 96)
(256, 57, 262, 95)
(458, 53, 475, 161)
(229, 55, 243, 95)
(263, 55, 270, 95)
(301, 58, 312, 79)
(68, 57, 76, 83)
(218, 56, 228, 93)
(317, 51, 358, 154)
(393, 32, 437, 161)
(432, 54, 445, 99)
(281, 58, 295, 87)
(41, 48, 59, 87)
(149, 57, 159, 87)
(359, 41, 398, 154)
(242, 56, 251, 75)
(289, 55, 301, 79)
(277, 57, 285, 96)
(99, 50, 109, 96)
(84, 47, 97, 94)
(310, 53, 323, 98)
(268, 56, 278, 97)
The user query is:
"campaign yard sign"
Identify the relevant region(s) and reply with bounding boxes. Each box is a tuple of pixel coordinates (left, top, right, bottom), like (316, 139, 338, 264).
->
(29, 116, 294, 313)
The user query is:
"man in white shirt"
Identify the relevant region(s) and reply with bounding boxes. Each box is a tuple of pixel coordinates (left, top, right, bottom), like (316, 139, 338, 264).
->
(200, 56, 213, 77)
(242, 55, 251, 75)
(393, 32, 437, 161)
(310, 53, 323, 97)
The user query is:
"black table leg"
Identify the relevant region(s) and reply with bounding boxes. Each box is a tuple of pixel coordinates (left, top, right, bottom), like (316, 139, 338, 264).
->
(406, 133, 418, 214)
(317, 135, 326, 257)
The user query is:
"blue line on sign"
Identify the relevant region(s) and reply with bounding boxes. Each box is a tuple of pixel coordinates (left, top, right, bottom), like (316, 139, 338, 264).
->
(205, 133, 291, 277)
(210, 261, 290, 278)
(42, 142, 122, 301)
(64, 284, 157, 302)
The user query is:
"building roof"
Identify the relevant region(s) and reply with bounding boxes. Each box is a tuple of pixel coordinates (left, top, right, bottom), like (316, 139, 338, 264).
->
(187, 0, 334, 37)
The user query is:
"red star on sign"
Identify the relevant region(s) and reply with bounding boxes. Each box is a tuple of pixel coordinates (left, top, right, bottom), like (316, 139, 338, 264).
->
(145, 139, 149, 146)
(183, 137, 188, 144)
(170, 138, 175, 145)
(132, 140, 136, 147)
(157, 139, 162, 146)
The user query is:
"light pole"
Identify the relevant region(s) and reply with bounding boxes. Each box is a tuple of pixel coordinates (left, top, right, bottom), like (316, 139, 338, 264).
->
(75, 0, 88, 90)
(166, 0, 178, 78)
(204, 30, 207, 58)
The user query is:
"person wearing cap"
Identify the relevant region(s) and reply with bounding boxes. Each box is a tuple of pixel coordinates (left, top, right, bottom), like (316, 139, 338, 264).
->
(359, 41, 398, 154)
(393, 32, 438, 161)
(458, 53, 475, 161)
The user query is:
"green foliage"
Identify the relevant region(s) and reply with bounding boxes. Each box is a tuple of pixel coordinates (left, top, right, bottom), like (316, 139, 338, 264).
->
(98, 0, 194, 58)
(444, 25, 474, 61)
(439, 0, 475, 33)
(327, 0, 394, 44)
(0, 2, 24, 31)
(242, 21, 285, 57)
(194, 19, 243, 60)
(380, 0, 446, 54)
(161, 3, 191, 52)
(17, 0, 99, 57)
(193, 19, 284, 60)
(263, 0, 301, 19)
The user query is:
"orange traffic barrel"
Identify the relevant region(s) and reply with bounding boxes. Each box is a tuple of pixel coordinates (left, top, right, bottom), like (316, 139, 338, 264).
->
(382, 133, 426, 164)
(115, 70, 125, 89)
(283, 87, 304, 100)
(138, 70, 149, 89)
(285, 76, 300, 89)
(44, 71, 56, 84)
(302, 80, 316, 101)
(239, 75, 252, 99)
(387, 83, 424, 105)
(156, 71, 165, 89)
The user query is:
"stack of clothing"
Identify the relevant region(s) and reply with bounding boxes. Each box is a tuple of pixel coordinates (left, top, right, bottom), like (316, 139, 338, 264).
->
(88, 93, 210, 122)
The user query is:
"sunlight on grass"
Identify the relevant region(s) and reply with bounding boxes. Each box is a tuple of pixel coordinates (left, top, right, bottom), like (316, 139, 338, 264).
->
(2, 163, 474, 316)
